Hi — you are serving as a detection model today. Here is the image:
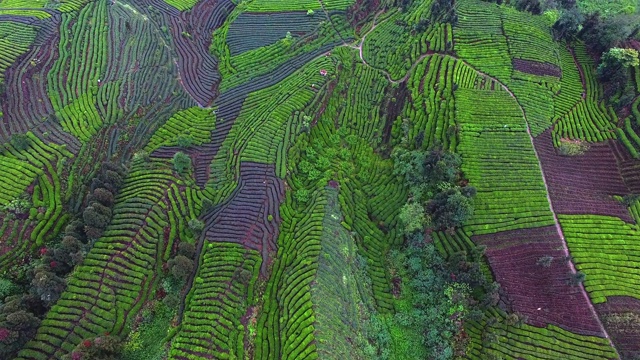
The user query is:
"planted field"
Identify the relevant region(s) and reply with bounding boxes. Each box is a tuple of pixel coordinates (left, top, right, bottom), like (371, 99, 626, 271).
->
(534, 130, 632, 221)
(0, 22, 37, 87)
(474, 226, 604, 336)
(596, 296, 640, 360)
(455, 88, 555, 235)
(560, 214, 640, 304)
(466, 308, 617, 360)
(244, 0, 355, 12)
(169, 242, 261, 359)
(227, 12, 323, 56)
(1, 0, 639, 358)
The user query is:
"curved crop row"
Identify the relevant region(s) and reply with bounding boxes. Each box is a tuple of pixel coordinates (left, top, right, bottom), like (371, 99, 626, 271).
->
(618, 97, 640, 158)
(244, 0, 354, 12)
(16, 161, 177, 359)
(212, 56, 333, 184)
(397, 55, 457, 151)
(169, 242, 261, 360)
(227, 12, 323, 56)
(501, 7, 558, 67)
(254, 190, 325, 360)
(466, 308, 617, 360)
(145, 107, 216, 153)
(0, 21, 37, 87)
(362, 0, 450, 80)
(167, 0, 232, 106)
(454, 0, 512, 82)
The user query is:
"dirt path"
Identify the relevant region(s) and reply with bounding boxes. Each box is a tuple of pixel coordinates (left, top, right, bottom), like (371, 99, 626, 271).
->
(448, 56, 618, 354)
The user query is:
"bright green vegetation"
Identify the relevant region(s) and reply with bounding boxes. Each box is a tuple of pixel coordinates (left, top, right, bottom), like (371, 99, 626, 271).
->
(362, 0, 451, 80)
(162, 0, 200, 11)
(144, 107, 216, 153)
(466, 308, 618, 359)
(213, 10, 351, 92)
(0, 22, 37, 85)
(560, 214, 640, 304)
(16, 159, 202, 359)
(618, 96, 640, 158)
(243, 0, 355, 12)
(215, 56, 333, 177)
(0, 132, 71, 250)
(1, 0, 639, 358)
(455, 88, 555, 235)
(552, 45, 618, 145)
(0, 0, 90, 12)
(170, 243, 261, 359)
(392, 55, 457, 151)
(577, 0, 638, 16)
(48, 1, 117, 142)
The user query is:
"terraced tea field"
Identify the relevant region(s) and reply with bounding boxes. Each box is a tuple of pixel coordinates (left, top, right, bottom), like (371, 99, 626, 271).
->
(0, 0, 639, 359)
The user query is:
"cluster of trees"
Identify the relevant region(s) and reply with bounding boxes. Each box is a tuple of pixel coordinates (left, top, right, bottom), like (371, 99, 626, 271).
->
(172, 152, 192, 174)
(388, 232, 500, 359)
(64, 334, 123, 360)
(0, 162, 127, 358)
(393, 147, 476, 232)
(485, 0, 640, 107)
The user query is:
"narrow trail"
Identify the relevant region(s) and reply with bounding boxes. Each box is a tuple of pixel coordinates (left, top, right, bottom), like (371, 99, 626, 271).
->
(347, 14, 618, 344)
(447, 56, 618, 354)
(349, 15, 619, 347)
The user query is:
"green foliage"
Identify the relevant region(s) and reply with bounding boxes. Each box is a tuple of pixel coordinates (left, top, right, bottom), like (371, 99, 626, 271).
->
(187, 219, 204, 235)
(557, 139, 589, 156)
(601, 47, 640, 68)
(388, 233, 496, 359)
(168, 255, 194, 282)
(398, 202, 428, 234)
(176, 135, 194, 148)
(64, 335, 123, 360)
(121, 302, 175, 360)
(9, 134, 30, 151)
(0, 278, 19, 301)
(428, 187, 475, 229)
(172, 152, 191, 174)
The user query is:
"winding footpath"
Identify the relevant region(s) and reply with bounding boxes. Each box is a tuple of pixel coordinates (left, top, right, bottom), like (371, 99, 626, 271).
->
(437, 56, 619, 355)
(347, 15, 618, 351)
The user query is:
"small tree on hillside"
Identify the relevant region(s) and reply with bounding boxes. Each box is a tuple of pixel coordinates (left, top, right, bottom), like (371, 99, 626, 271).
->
(9, 134, 30, 151)
(172, 152, 191, 173)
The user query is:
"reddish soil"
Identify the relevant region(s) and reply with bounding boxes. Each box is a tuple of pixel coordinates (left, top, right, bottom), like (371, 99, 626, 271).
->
(533, 130, 633, 222)
(512, 58, 561, 78)
(596, 296, 640, 360)
(474, 226, 605, 337)
(611, 140, 640, 193)
(201, 162, 284, 274)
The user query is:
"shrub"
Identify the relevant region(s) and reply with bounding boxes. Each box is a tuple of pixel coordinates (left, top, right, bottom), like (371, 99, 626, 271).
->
(177, 242, 196, 259)
(398, 202, 428, 234)
(92, 188, 114, 207)
(172, 152, 191, 173)
(30, 269, 65, 305)
(536, 255, 554, 268)
(568, 271, 586, 286)
(558, 139, 589, 156)
(427, 188, 475, 230)
(9, 134, 30, 151)
(168, 255, 194, 282)
(0, 279, 18, 301)
(176, 134, 194, 148)
(187, 219, 204, 235)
